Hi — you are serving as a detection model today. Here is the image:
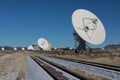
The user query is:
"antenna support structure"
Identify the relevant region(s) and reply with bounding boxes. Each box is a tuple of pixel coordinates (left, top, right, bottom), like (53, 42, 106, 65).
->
(73, 32, 92, 53)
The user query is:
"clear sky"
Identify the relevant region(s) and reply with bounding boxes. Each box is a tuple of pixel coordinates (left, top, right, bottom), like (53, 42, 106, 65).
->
(0, 0, 120, 48)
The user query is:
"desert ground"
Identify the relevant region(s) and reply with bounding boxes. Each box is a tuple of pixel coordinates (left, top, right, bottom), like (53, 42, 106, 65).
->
(0, 50, 119, 80)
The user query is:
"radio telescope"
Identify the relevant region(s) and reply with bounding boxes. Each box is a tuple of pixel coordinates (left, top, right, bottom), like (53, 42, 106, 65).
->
(1, 48, 5, 51)
(27, 45, 35, 50)
(14, 47, 17, 51)
(37, 38, 51, 51)
(72, 9, 106, 53)
(22, 47, 25, 50)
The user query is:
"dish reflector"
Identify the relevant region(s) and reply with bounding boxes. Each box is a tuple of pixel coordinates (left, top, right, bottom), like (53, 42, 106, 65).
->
(37, 38, 49, 50)
(72, 9, 106, 45)
(22, 47, 25, 50)
(14, 47, 17, 50)
(27, 45, 35, 50)
(2, 48, 4, 50)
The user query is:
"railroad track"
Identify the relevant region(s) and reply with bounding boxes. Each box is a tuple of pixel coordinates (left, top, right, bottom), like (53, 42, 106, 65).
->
(31, 56, 88, 80)
(51, 56, 120, 72)
(39, 56, 120, 80)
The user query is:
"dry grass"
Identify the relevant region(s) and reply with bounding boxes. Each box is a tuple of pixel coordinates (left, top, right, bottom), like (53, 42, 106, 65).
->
(0, 52, 27, 80)
(16, 52, 27, 80)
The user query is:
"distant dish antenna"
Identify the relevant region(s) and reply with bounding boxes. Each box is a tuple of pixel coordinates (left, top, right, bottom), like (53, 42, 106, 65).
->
(54, 47, 57, 50)
(22, 47, 25, 50)
(2, 48, 5, 51)
(27, 45, 35, 50)
(37, 38, 49, 50)
(72, 9, 106, 52)
(14, 47, 17, 51)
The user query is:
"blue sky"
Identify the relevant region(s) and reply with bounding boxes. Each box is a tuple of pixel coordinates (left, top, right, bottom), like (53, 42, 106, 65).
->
(0, 0, 120, 48)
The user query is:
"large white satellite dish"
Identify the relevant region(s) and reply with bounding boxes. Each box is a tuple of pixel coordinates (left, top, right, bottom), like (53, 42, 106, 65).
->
(37, 38, 49, 50)
(72, 9, 106, 52)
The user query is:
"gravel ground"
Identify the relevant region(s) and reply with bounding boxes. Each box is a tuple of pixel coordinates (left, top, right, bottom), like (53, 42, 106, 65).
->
(0, 54, 11, 60)
(0, 53, 26, 80)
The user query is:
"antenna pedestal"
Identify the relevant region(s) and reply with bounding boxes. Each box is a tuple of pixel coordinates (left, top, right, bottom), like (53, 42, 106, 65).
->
(73, 32, 86, 53)
(77, 38, 86, 51)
